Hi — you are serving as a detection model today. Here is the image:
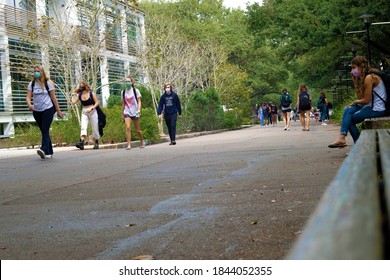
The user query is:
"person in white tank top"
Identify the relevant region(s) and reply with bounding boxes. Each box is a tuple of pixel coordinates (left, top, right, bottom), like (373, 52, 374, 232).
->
(328, 55, 387, 148)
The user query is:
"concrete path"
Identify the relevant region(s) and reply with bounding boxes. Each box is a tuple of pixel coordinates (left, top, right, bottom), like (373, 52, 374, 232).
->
(0, 120, 350, 259)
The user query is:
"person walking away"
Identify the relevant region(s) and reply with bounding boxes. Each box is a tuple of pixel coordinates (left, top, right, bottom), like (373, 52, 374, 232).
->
(70, 82, 100, 150)
(26, 65, 64, 159)
(328, 55, 388, 148)
(258, 105, 265, 126)
(297, 84, 312, 131)
(280, 88, 292, 130)
(157, 83, 182, 145)
(317, 91, 328, 125)
(270, 102, 278, 126)
(122, 76, 144, 150)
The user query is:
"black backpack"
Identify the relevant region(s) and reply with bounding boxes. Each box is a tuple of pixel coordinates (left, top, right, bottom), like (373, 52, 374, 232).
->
(369, 70, 390, 115)
(299, 92, 311, 110)
(281, 93, 292, 108)
(122, 87, 138, 103)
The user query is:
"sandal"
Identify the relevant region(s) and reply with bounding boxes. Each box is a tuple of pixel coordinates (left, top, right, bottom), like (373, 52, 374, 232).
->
(328, 141, 347, 148)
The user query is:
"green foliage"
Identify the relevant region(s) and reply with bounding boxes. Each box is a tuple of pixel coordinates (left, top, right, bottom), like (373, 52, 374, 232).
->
(223, 110, 241, 129)
(13, 123, 41, 148)
(106, 93, 122, 108)
(51, 115, 80, 145)
(138, 108, 160, 143)
(186, 88, 226, 131)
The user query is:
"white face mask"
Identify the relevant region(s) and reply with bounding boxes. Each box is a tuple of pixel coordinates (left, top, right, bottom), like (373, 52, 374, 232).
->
(165, 88, 171, 93)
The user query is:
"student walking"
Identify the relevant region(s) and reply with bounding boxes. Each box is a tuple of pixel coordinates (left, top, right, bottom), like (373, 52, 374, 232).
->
(157, 83, 182, 145)
(70, 82, 100, 150)
(280, 88, 292, 130)
(317, 91, 328, 125)
(26, 65, 64, 159)
(122, 76, 144, 150)
(297, 84, 312, 131)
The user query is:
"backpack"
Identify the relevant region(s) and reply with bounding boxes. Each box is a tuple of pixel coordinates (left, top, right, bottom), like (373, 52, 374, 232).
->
(369, 70, 390, 115)
(299, 92, 311, 111)
(280, 93, 292, 108)
(122, 87, 138, 103)
(317, 96, 325, 110)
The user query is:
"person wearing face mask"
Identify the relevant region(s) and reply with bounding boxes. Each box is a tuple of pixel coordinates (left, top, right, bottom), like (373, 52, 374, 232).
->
(26, 65, 64, 160)
(122, 76, 144, 150)
(328, 55, 387, 148)
(157, 83, 182, 145)
(70, 82, 100, 150)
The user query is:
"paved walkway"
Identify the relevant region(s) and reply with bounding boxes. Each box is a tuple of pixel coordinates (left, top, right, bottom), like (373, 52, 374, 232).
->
(0, 120, 350, 259)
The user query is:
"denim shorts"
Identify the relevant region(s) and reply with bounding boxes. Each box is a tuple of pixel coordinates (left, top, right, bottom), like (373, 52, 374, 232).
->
(124, 114, 139, 120)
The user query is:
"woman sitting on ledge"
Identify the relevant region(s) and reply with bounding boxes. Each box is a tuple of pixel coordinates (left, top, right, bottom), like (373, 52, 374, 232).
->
(328, 55, 388, 148)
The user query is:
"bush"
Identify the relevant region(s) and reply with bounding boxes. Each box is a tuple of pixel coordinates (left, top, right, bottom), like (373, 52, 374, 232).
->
(223, 110, 241, 129)
(187, 88, 225, 131)
(51, 114, 80, 145)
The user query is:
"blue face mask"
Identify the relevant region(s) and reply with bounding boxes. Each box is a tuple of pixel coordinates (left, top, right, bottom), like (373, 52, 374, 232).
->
(126, 82, 132, 88)
(34, 72, 41, 79)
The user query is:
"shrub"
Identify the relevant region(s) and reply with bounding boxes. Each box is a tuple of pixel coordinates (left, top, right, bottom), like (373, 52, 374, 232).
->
(223, 110, 241, 129)
(187, 88, 225, 131)
(51, 114, 80, 145)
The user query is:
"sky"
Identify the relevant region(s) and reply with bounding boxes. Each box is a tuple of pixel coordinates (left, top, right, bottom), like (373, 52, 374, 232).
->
(223, 0, 263, 10)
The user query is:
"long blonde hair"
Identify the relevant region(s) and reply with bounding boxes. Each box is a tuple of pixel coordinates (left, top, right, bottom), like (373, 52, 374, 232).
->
(33, 65, 50, 87)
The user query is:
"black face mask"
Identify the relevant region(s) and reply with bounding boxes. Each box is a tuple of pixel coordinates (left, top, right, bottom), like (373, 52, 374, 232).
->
(79, 87, 85, 92)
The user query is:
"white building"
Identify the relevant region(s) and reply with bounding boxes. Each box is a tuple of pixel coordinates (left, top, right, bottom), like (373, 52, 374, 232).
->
(0, 0, 145, 137)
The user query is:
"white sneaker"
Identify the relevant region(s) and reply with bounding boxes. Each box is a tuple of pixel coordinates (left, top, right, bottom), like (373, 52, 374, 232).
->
(37, 149, 45, 159)
(287, 127, 290, 131)
(46, 155, 53, 159)
(283, 126, 287, 131)
(322, 122, 327, 126)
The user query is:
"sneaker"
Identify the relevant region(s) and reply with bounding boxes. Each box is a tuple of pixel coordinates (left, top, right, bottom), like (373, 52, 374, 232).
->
(93, 143, 99, 149)
(322, 122, 327, 126)
(37, 149, 45, 159)
(75, 141, 84, 150)
(46, 154, 53, 159)
(287, 127, 290, 131)
(283, 126, 287, 131)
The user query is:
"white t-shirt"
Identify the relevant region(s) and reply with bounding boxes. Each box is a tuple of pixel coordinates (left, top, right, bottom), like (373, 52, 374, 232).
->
(371, 79, 387, 112)
(123, 88, 141, 117)
(28, 80, 54, 112)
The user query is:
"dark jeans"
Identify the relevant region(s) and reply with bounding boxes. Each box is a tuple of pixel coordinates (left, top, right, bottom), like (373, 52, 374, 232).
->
(33, 106, 55, 155)
(164, 113, 178, 142)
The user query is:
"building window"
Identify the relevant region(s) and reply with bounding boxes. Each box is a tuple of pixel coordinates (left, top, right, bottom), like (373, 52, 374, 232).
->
(107, 58, 125, 95)
(105, 8, 123, 53)
(6, 0, 36, 11)
(8, 38, 41, 112)
(127, 18, 138, 56)
(0, 51, 4, 112)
